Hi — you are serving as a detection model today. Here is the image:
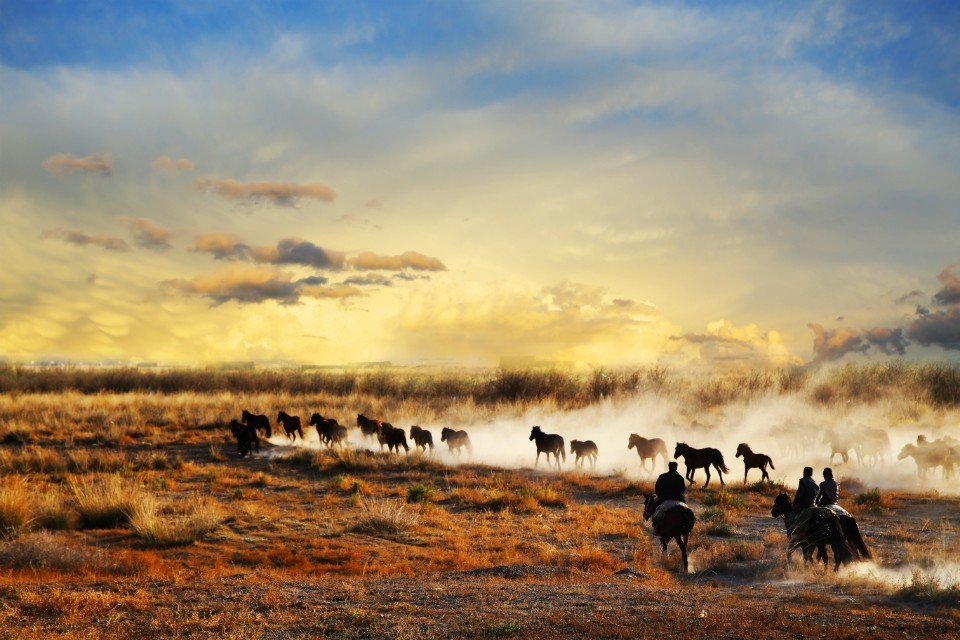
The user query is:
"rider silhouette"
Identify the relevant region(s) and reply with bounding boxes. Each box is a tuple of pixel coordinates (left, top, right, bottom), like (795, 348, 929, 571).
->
(816, 467, 840, 507)
(793, 466, 819, 509)
(655, 461, 687, 504)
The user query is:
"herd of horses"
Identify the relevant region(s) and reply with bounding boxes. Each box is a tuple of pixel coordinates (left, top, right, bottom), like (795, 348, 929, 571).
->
(226, 412, 960, 573)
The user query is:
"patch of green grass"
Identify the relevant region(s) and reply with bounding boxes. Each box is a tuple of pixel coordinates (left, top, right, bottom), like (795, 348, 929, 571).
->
(407, 483, 436, 504)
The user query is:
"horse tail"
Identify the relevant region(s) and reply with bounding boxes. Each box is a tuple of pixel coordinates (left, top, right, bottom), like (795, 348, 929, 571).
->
(766, 455, 775, 470)
(841, 516, 871, 560)
(682, 506, 696, 533)
(715, 451, 730, 473)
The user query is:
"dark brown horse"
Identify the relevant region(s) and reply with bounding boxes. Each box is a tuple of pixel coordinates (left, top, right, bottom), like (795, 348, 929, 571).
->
(530, 426, 565, 469)
(674, 442, 729, 487)
(627, 434, 669, 472)
(440, 427, 472, 456)
(241, 409, 272, 439)
(230, 419, 259, 457)
(277, 411, 304, 443)
(310, 413, 348, 448)
(734, 443, 775, 483)
(643, 494, 695, 572)
(377, 422, 409, 454)
(356, 414, 381, 441)
(570, 440, 598, 468)
(409, 426, 434, 453)
(771, 492, 856, 571)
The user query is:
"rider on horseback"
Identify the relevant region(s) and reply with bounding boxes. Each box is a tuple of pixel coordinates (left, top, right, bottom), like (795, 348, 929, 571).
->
(651, 461, 687, 530)
(816, 467, 840, 507)
(793, 466, 819, 509)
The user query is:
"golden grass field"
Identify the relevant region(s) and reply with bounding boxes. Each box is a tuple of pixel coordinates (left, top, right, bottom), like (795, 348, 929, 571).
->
(1, 363, 959, 638)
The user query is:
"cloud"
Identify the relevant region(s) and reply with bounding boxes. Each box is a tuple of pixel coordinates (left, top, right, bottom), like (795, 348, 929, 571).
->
(128, 218, 176, 251)
(895, 289, 925, 304)
(809, 323, 909, 360)
(808, 323, 869, 362)
(349, 251, 446, 271)
(192, 233, 248, 260)
(864, 326, 909, 356)
(41, 227, 130, 252)
(672, 320, 802, 368)
(151, 155, 195, 173)
(932, 265, 960, 307)
(193, 234, 346, 268)
(193, 178, 336, 206)
(161, 266, 362, 306)
(41, 152, 113, 176)
(248, 237, 346, 269)
(341, 274, 393, 287)
(909, 308, 960, 351)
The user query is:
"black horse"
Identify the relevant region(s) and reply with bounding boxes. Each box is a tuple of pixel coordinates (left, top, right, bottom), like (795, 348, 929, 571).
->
(674, 442, 729, 487)
(770, 492, 865, 571)
(230, 419, 259, 457)
(310, 413, 348, 448)
(735, 443, 775, 484)
(409, 426, 434, 453)
(643, 494, 695, 572)
(377, 422, 409, 454)
(277, 411, 304, 443)
(530, 426, 565, 469)
(241, 409, 272, 439)
(356, 414, 381, 441)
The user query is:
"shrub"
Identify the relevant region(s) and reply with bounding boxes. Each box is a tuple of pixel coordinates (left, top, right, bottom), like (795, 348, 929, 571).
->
(70, 476, 146, 529)
(0, 478, 34, 538)
(129, 494, 224, 547)
(702, 489, 745, 512)
(407, 483, 436, 504)
(853, 489, 891, 515)
(352, 498, 419, 537)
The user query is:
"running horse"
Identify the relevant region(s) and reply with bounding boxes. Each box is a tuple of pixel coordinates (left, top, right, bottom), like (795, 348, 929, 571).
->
(643, 494, 695, 572)
(627, 434, 669, 473)
(735, 443, 775, 484)
(674, 442, 729, 487)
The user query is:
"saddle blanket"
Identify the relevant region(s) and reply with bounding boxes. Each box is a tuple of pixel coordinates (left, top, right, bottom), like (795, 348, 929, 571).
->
(823, 504, 851, 517)
(652, 500, 687, 531)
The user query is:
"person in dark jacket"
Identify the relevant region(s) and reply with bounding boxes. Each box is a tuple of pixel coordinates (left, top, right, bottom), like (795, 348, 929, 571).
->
(655, 461, 687, 504)
(816, 467, 840, 507)
(793, 466, 819, 509)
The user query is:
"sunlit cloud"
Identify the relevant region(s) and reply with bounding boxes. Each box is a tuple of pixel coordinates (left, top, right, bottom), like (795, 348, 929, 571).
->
(193, 177, 336, 206)
(193, 234, 346, 269)
(672, 320, 802, 368)
(808, 323, 868, 362)
(41, 152, 113, 176)
(192, 233, 248, 260)
(151, 155, 194, 173)
(127, 218, 176, 251)
(349, 251, 446, 271)
(160, 266, 361, 306)
(40, 227, 130, 252)
(932, 265, 960, 307)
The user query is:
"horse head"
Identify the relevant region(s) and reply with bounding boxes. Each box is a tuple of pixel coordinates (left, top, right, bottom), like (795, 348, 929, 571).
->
(771, 491, 791, 518)
(735, 443, 748, 458)
(309, 413, 322, 426)
(674, 442, 687, 459)
(441, 427, 451, 442)
(627, 434, 639, 450)
(897, 443, 915, 460)
(530, 426, 542, 441)
(642, 493, 657, 521)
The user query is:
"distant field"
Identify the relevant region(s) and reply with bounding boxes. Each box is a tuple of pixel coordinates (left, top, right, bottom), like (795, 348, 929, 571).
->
(1, 364, 959, 638)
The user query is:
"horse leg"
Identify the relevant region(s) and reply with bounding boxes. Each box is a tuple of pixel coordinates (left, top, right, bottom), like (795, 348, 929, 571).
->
(716, 464, 725, 486)
(744, 466, 749, 484)
(761, 466, 770, 482)
(535, 451, 540, 468)
(676, 534, 688, 572)
(703, 466, 711, 488)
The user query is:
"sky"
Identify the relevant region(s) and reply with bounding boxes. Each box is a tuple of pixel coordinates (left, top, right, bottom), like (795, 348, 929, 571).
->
(1, 0, 959, 368)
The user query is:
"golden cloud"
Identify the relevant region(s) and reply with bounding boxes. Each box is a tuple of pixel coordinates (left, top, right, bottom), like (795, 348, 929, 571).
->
(128, 218, 176, 251)
(349, 251, 446, 271)
(42, 152, 113, 176)
(193, 177, 336, 206)
(161, 266, 361, 306)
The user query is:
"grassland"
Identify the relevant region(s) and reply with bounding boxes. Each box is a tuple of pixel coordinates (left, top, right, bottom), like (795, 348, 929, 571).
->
(1, 363, 959, 638)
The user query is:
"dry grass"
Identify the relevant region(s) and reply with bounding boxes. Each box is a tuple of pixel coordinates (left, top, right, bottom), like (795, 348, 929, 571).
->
(70, 475, 147, 529)
(0, 477, 34, 538)
(352, 498, 420, 537)
(129, 494, 224, 547)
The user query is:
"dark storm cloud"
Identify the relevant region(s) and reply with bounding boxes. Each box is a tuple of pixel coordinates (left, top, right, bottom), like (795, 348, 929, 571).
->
(909, 308, 960, 351)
